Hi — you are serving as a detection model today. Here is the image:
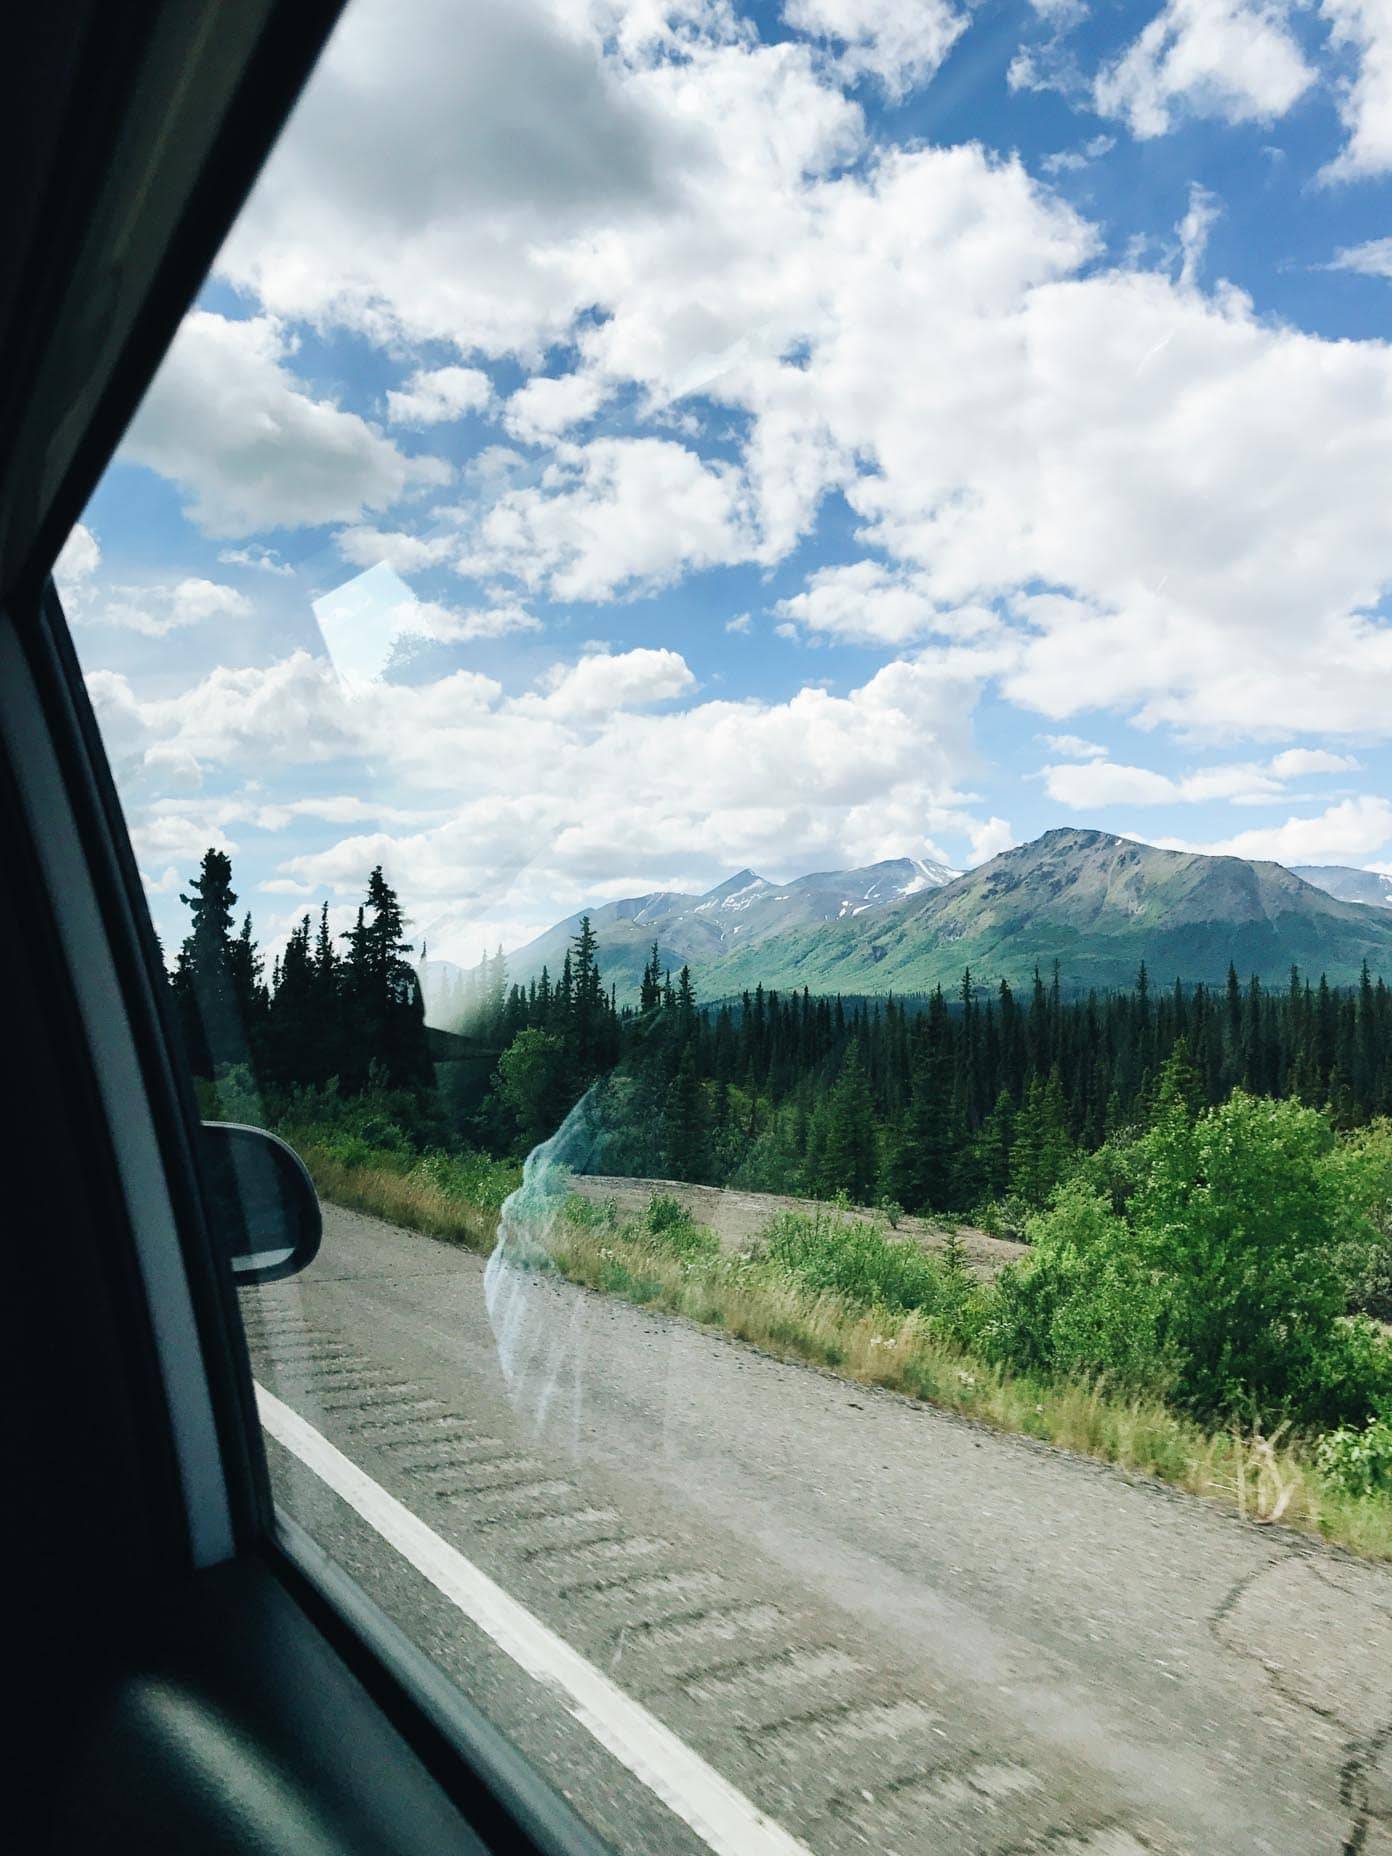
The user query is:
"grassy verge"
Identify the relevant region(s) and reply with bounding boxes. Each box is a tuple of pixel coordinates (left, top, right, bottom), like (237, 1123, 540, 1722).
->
(294, 1141, 517, 1254)
(303, 1155, 1392, 1562)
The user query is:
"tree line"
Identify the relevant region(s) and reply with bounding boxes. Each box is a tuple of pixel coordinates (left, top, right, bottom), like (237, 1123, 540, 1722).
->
(171, 850, 432, 1097)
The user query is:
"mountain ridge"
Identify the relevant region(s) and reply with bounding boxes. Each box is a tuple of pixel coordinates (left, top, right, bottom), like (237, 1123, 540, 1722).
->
(423, 830, 1392, 1019)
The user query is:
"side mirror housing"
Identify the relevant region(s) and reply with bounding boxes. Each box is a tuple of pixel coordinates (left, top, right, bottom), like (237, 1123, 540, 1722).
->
(200, 1121, 322, 1284)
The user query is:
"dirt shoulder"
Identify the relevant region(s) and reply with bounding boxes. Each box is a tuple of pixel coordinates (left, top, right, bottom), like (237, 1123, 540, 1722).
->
(568, 1173, 1026, 1279)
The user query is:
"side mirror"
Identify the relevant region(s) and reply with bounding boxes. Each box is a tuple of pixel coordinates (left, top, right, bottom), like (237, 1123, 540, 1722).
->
(200, 1121, 322, 1284)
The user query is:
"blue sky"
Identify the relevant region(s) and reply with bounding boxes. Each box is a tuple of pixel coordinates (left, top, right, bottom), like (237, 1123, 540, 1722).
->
(60, 0, 1392, 964)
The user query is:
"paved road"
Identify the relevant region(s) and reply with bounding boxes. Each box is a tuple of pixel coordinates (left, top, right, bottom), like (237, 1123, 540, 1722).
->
(241, 1203, 1392, 1856)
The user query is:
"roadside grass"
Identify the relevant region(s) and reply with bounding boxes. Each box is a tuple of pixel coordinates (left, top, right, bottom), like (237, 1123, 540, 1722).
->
(303, 1158, 1392, 1563)
(293, 1141, 518, 1255)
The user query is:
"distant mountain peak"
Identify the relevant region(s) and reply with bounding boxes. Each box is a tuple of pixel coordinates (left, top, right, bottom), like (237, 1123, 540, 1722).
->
(695, 870, 774, 916)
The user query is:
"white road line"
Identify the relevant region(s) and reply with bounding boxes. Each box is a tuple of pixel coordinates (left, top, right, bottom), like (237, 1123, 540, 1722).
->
(256, 1385, 814, 1856)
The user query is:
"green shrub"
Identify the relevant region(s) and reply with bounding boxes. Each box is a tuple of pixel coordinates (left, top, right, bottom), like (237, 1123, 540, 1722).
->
(984, 1094, 1388, 1427)
(640, 1194, 718, 1260)
(562, 1192, 618, 1231)
(975, 1195, 1032, 1242)
(1325, 1119, 1392, 1322)
(1317, 1417, 1392, 1499)
(762, 1209, 960, 1318)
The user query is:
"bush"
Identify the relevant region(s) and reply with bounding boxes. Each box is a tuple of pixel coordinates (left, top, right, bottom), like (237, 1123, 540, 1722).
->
(984, 1094, 1389, 1427)
(1325, 1119, 1392, 1322)
(975, 1194, 1032, 1243)
(1317, 1416, 1392, 1499)
(641, 1193, 719, 1260)
(409, 1149, 522, 1213)
(761, 1209, 969, 1320)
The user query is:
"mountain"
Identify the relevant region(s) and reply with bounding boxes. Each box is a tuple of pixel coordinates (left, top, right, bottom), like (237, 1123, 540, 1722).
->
(503, 829, 1392, 1005)
(505, 856, 959, 1000)
(1291, 865, 1392, 910)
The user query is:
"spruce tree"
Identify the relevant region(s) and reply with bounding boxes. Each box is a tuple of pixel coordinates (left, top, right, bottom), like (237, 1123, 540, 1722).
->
(818, 1040, 878, 1203)
(663, 1047, 711, 1182)
(173, 849, 249, 1077)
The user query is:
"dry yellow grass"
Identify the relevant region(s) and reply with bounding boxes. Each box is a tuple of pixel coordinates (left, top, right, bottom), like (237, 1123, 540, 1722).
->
(304, 1159, 1392, 1563)
(299, 1147, 498, 1253)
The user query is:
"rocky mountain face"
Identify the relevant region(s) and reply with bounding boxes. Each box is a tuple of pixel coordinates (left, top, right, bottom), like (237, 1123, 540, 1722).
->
(1292, 865, 1392, 910)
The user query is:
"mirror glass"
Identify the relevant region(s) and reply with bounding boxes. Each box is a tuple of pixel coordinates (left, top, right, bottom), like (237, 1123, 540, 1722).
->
(200, 1122, 322, 1283)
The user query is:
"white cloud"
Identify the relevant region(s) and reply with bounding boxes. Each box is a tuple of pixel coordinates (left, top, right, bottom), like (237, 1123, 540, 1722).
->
(1268, 746, 1361, 775)
(527, 646, 697, 717)
(312, 562, 542, 686)
(216, 0, 694, 356)
(1044, 745, 1364, 808)
(1043, 757, 1282, 808)
(1177, 183, 1221, 288)
(334, 526, 458, 572)
(386, 365, 492, 425)
(1327, 235, 1392, 276)
(122, 312, 446, 535)
(776, 560, 998, 648)
(503, 372, 608, 444)
(1155, 795, 1392, 862)
(725, 611, 752, 633)
(54, 523, 101, 607)
(1321, 0, 1392, 180)
(87, 577, 253, 638)
(965, 816, 1017, 863)
(101, 643, 999, 955)
(1094, 1, 1313, 139)
(1040, 133, 1115, 176)
(782, 0, 969, 99)
(1040, 733, 1107, 760)
(463, 437, 756, 601)
(217, 543, 295, 575)
(128, 0, 1392, 747)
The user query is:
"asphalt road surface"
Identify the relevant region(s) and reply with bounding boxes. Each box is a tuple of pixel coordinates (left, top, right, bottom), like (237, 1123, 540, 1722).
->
(240, 1203, 1392, 1856)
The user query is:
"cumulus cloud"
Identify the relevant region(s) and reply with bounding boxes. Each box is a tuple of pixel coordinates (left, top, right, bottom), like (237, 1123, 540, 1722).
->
(1044, 745, 1363, 808)
(1321, 0, 1392, 180)
(1328, 235, 1392, 276)
(782, 0, 969, 99)
(1177, 182, 1221, 287)
(54, 523, 101, 608)
(1043, 758, 1284, 808)
(215, 0, 689, 355)
(83, 577, 253, 638)
(1154, 795, 1392, 862)
(217, 543, 295, 575)
(462, 437, 757, 601)
(526, 646, 697, 716)
(1094, 0, 1313, 139)
(1040, 733, 1107, 760)
(122, 312, 446, 535)
(386, 365, 492, 425)
(503, 372, 609, 444)
(95, 643, 997, 954)
(1268, 746, 1361, 776)
(777, 561, 998, 646)
(334, 526, 459, 572)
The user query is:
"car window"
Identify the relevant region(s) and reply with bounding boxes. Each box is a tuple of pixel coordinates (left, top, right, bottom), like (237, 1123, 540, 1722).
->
(64, 2, 1392, 1852)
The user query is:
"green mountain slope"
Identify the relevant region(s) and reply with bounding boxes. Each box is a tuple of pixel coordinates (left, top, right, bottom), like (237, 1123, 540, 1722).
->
(505, 829, 1392, 1003)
